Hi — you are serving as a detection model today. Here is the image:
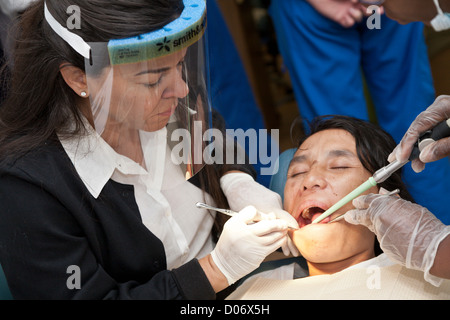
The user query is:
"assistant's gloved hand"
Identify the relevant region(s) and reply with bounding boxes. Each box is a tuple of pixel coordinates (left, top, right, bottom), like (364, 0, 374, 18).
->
(388, 95, 450, 173)
(345, 191, 450, 286)
(211, 206, 288, 285)
(220, 172, 300, 257)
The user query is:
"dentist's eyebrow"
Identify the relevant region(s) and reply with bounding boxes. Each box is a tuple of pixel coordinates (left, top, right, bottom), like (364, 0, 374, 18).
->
(134, 67, 170, 76)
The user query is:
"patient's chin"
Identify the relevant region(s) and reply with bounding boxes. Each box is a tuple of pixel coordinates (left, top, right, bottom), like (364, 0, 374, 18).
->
(290, 221, 377, 266)
(290, 223, 353, 263)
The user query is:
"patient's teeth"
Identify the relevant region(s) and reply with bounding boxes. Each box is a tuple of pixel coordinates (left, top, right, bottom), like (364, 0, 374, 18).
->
(302, 208, 311, 219)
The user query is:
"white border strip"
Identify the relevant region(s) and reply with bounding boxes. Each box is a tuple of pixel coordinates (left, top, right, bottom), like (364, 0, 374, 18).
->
(44, 1, 91, 59)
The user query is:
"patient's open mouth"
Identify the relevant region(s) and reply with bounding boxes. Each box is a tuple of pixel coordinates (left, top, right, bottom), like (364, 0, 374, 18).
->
(297, 206, 330, 228)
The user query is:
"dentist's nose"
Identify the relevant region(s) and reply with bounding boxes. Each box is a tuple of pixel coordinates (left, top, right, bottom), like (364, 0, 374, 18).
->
(162, 69, 189, 99)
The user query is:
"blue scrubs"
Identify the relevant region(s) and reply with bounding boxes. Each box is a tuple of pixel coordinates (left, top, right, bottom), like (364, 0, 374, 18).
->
(207, 0, 276, 187)
(269, 0, 450, 223)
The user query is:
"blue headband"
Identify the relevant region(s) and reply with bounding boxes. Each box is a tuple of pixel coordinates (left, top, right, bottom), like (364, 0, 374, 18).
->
(108, 0, 207, 65)
(45, 0, 207, 65)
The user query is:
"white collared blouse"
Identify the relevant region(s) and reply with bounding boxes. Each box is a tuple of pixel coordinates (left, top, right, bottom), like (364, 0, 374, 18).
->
(59, 124, 216, 270)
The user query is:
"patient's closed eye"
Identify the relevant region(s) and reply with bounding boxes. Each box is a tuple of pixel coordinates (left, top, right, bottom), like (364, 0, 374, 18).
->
(290, 171, 308, 178)
(288, 164, 310, 178)
(329, 158, 355, 171)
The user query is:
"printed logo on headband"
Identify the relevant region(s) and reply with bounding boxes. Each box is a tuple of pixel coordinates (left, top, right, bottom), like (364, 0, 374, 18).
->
(157, 37, 172, 53)
(108, 0, 207, 65)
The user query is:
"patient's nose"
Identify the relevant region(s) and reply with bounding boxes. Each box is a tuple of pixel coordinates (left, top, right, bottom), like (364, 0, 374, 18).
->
(302, 170, 327, 192)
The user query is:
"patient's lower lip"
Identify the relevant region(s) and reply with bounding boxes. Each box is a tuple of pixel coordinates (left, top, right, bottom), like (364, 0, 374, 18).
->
(311, 213, 330, 224)
(298, 214, 331, 228)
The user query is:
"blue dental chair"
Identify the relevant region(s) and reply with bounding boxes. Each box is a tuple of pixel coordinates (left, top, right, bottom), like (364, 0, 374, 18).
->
(269, 148, 296, 202)
(0, 264, 12, 300)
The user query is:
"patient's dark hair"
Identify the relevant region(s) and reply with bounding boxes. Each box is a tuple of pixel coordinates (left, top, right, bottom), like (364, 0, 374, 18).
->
(297, 115, 414, 202)
(297, 115, 414, 256)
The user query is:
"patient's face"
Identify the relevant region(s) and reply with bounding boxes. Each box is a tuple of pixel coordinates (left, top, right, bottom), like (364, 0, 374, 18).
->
(284, 129, 377, 265)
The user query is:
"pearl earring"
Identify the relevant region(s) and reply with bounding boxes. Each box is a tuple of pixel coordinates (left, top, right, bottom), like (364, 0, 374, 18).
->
(81, 91, 87, 97)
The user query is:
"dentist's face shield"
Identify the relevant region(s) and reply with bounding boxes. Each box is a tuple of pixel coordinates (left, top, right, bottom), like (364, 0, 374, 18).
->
(45, 0, 213, 187)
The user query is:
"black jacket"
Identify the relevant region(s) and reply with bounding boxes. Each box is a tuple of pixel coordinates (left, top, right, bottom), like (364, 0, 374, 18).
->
(0, 139, 220, 300)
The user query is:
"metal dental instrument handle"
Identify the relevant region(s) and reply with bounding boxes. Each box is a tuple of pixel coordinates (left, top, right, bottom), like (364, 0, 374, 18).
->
(407, 118, 450, 161)
(195, 202, 298, 230)
(327, 189, 400, 224)
(372, 159, 409, 184)
(196, 202, 239, 218)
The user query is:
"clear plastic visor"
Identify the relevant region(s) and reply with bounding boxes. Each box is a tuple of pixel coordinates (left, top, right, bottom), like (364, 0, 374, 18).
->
(84, 32, 211, 190)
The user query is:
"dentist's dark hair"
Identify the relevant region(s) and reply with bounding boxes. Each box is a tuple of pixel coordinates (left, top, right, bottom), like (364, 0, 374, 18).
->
(0, 0, 232, 237)
(0, 0, 184, 161)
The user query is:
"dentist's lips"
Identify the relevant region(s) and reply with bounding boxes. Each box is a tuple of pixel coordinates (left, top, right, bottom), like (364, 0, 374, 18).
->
(157, 107, 176, 117)
(296, 202, 331, 228)
(157, 102, 178, 117)
(157, 110, 174, 117)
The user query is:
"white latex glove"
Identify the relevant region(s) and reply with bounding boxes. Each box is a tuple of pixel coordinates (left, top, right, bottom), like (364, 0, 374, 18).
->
(220, 172, 300, 257)
(345, 191, 450, 287)
(388, 95, 450, 173)
(211, 206, 288, 285)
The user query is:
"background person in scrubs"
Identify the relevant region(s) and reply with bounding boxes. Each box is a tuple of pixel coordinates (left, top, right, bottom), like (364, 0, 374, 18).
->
(269, 0, 450, 224)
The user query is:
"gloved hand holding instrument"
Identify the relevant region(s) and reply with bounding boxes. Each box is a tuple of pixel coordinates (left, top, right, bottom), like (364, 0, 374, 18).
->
(389, 95, 450, 172)
(210, 206, 289, 285)
(219, 172, 300, 257)
(343, 116, 450, 287)
(346, 191, 450, 287)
